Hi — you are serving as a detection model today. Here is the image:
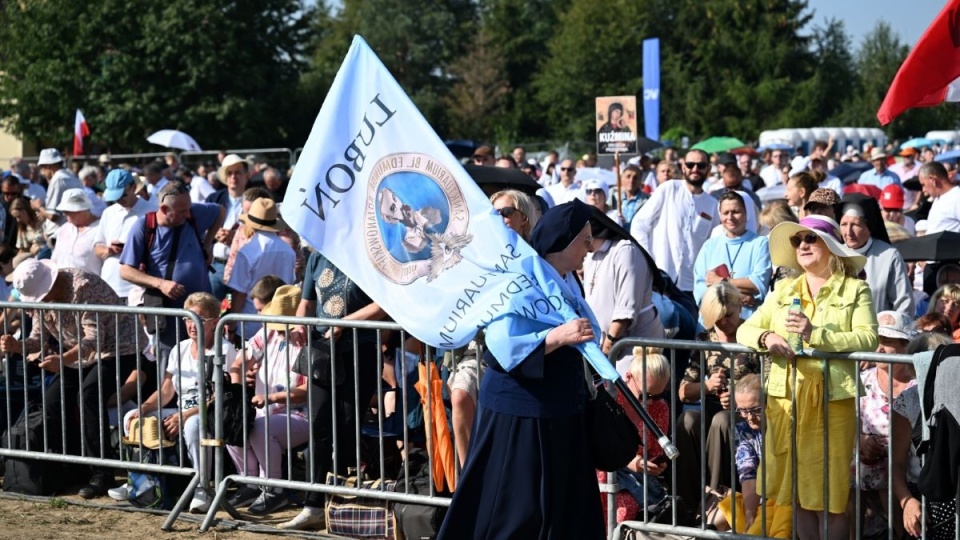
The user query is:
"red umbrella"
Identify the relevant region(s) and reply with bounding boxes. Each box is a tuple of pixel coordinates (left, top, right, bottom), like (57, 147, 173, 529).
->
(843, 184, 882, 199)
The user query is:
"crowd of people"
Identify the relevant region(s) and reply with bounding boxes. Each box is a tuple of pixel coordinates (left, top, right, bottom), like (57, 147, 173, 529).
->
(455, 139, 960, 539)
(0, 137, 957, 539)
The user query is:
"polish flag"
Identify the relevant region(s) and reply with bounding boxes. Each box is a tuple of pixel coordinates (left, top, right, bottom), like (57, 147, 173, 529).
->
(877, 0, 960, 125)
(73, 109, 89, 156)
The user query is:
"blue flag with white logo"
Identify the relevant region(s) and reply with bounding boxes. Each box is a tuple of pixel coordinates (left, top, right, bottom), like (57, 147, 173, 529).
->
(643, 38, 660, 141)
(282, 36, 619, 381)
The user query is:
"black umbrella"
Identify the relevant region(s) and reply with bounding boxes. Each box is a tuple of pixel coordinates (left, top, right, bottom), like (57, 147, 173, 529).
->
(896, 232, 960, 262)
(463, 163, 541, 198)
(828, 162, 872, 184)
(445, 139, 480, 159)
(586, 205, 665, 293)
(636, 136, 664, 154)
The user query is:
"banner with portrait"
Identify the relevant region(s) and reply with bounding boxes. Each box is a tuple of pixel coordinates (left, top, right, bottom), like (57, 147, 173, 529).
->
(596, 96, 639, 155)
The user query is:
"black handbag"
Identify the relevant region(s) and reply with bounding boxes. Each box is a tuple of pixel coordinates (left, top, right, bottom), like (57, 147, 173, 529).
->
(203, 356, 254, 447)
(293, 332, 345, 387)
(586, 384, 641, 471)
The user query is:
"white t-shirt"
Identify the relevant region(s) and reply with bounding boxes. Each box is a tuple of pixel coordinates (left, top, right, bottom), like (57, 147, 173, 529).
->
(226, 231, 296, 313)
(94, 197, 155, 298)
(244, 331, 305, 417)
(167, 339, 237, 411)
(212, 194, 243, 261)
(51, 221, 102, 275)
(544, 180, 585, 205)
(927, 186, 960, 234)
(43, 169, 83, 239)
(190, 176, 216, 204)
(630, 179, 720, 292)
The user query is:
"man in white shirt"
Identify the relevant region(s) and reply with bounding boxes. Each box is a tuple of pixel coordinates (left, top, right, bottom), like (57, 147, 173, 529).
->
(920, 161, 960, 234)
(142, 161, 169, 209)
(544, 159, 584, 204)
(226, 197, 296, 338)
(918, 161, 960, 293)
(93, 169, 155, 302)
(35, 148, 83, 240)
(759, 148, 789, 187)
(631, 149, 720, 299)
(207, 154, 250, 300)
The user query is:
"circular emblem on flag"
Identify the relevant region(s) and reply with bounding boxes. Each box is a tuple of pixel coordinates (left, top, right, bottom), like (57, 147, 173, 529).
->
(365, 152, 472, 285)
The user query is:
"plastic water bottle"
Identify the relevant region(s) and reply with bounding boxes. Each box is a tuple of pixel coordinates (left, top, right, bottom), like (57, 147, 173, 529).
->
(788, 298, 804, 354)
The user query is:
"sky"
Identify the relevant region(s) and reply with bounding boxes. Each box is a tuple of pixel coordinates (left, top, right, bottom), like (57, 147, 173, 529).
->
(805, 0, 946, 50)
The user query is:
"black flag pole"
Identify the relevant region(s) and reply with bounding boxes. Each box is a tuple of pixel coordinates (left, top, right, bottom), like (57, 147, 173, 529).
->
(613, 377, 679, 460)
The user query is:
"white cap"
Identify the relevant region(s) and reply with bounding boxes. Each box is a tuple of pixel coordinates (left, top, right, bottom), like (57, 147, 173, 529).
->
(55, 188, 93, 212)
(37, 148, 64, 166)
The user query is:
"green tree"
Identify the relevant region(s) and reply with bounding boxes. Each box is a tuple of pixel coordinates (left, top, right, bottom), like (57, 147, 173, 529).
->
(659, 0, 815, 141)
(444, 32, 511, 141)
(309, 0, 477, 136)
(0, 0, 315, 152)
(534, 0, 653, 142)
(478, 0, 568, 141)
(788, 18, 856, 126)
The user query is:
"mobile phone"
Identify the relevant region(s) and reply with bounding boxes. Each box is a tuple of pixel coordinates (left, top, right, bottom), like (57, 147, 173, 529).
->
(652, 454, 668, 465)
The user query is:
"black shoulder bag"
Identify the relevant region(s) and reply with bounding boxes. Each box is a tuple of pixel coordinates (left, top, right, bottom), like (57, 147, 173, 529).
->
(586, 382, 641, 471)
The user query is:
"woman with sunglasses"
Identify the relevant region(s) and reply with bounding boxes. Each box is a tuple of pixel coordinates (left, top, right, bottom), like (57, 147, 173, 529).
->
(738, 214, 877, 540)
(490, 189, 539, 240)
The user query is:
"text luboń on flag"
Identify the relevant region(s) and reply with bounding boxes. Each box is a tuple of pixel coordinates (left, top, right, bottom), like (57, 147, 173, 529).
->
(281, 35, 618, 380)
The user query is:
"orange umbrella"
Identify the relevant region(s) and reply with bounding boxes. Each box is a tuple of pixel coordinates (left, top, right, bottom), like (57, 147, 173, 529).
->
(415, 361, 455, 493)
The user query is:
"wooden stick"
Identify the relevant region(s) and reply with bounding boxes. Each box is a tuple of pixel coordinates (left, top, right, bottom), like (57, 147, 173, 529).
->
(615, 152, 623, 219)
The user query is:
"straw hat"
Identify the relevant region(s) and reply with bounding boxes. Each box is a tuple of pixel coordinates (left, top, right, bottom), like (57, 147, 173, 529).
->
(768, 215, 866, 274)
(261, 285, 301, 331)
(122, 416, 175, 449)
(242, 198, 281, 233)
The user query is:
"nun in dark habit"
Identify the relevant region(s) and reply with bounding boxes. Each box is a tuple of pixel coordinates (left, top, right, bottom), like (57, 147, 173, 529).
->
(438, 199, 605, 540)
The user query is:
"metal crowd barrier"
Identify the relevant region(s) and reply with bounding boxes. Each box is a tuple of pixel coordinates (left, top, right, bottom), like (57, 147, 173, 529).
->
(0, 301, 207, 531)
(606, 337, 948, 540)
(199, 313, 456, 533)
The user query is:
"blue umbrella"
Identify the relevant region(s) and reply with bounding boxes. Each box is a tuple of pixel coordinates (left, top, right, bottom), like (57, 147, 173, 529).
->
(935, 149, 960, 165)
(828, 162, 872, 183)
(901, 137, 946, 149)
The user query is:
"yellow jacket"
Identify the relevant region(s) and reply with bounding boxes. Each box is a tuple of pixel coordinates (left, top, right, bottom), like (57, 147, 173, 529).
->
(737, 273, 878, 401)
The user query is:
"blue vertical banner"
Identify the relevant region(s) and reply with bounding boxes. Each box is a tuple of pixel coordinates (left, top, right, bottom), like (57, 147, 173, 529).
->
(642, 38, 660, 141)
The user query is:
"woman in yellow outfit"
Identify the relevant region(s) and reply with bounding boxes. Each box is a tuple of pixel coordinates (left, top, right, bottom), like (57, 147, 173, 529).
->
(738, 214, 877, 540)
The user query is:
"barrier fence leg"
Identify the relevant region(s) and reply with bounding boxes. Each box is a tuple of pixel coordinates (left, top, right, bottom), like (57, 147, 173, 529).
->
(162, 473, 202, 531)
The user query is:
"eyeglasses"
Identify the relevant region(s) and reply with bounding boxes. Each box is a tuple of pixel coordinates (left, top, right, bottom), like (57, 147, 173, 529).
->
(684, 161, 709, 170)
(585, 188, 605, 196)
(737, 406, 763, 417)
(560, 167, 575, 172)
(581, 233, 594, 247)
(789, 232, 820, 248)
(2, 191, 19, 197)
(496, 206, 522, 218)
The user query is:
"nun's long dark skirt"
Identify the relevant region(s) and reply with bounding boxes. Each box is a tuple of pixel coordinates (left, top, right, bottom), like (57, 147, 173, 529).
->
(437, 403, 605, 540)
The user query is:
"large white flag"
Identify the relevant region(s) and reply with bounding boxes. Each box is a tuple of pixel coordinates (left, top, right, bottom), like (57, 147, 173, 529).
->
(282, 36, 618, 381)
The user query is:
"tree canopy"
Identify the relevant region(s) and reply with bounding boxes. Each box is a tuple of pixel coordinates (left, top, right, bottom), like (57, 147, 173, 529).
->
(0, 0, 955, 152)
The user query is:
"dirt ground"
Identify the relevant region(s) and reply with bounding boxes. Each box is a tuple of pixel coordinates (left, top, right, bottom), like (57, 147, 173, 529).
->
(0, 494, 340, 539)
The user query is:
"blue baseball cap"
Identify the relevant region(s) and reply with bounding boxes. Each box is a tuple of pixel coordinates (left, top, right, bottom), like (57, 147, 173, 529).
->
(103, 169, 134, 202)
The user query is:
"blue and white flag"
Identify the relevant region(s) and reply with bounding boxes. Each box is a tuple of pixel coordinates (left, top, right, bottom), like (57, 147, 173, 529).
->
(282, 35, 619, 381)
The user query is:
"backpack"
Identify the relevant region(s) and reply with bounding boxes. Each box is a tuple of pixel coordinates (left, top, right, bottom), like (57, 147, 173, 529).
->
(393, 449, 450, 540)
(123, 444, 180, 509)
(2, 404, 66, 495)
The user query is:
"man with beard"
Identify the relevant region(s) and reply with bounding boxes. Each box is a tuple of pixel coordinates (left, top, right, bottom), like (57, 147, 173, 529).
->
(631, 149, 720, 302)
